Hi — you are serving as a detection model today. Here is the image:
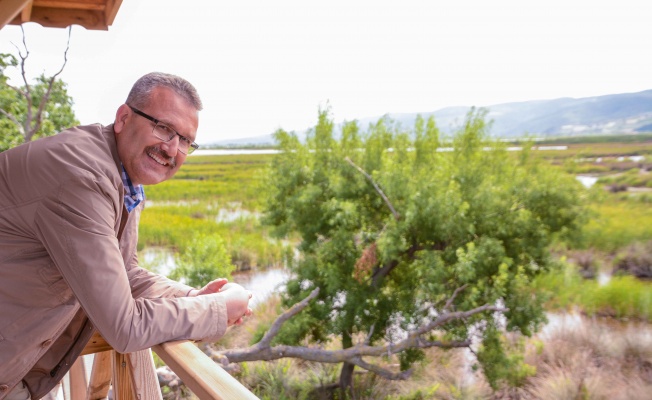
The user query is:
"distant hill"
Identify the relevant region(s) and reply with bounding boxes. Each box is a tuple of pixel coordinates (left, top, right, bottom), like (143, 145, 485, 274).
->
(210, 89, 652, 146)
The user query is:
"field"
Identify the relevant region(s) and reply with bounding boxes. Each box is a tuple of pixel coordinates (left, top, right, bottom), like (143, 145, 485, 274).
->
(142, 136, 652, 399)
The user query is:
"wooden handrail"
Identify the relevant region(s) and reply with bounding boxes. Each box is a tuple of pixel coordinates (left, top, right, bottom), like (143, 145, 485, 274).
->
(153, 341, 259, 400)
(79, 333, 259, 400)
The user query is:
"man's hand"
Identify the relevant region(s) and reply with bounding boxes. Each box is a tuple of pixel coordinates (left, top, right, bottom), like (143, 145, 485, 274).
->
(219, 282, 253, 325)
(188, 278, 229, 296)
(188, 278, 253, 326)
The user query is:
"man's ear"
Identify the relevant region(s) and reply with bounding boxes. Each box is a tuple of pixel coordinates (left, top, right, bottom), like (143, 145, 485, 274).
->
(114, 104, 131, 134)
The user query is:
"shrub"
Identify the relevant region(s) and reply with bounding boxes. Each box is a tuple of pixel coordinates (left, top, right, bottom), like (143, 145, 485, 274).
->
(169, 232, 235, 288)
(613, 241, 652, 279)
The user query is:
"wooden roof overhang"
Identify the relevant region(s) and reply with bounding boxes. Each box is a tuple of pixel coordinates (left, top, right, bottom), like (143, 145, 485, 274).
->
(0, 0, 123, 31)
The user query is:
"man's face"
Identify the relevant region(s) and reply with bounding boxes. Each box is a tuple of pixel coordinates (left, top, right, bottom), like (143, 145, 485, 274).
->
(114, 86, 199, 186)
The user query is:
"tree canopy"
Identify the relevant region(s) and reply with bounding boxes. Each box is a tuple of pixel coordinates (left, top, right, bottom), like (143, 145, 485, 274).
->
(256, 107, 586, 392)
(0, 28, 78, 152)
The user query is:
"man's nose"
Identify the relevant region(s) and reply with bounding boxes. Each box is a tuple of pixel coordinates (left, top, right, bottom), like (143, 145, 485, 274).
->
(160, 134, 180, 157)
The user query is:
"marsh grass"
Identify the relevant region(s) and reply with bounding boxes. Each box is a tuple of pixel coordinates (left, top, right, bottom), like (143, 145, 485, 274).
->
(534, 141, 652, 161)
(598, 167, 652, 188)
(145, 154, 272, 208)
(523, 318, 652, 400)
(535, 263, 652, 321)
(138, 153, 284, 270)
(582, 198, 652, 252)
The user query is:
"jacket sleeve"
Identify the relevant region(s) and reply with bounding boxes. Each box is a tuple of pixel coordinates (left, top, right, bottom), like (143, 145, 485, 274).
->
(33, 174, 228, 353)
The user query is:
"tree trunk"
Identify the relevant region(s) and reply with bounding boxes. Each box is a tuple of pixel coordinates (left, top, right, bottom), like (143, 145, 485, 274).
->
(339, 362, 355, 398)
(339, 331, 355, 398)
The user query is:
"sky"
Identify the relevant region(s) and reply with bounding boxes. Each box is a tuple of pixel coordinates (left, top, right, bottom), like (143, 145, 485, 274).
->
(1, 0, 651, 145)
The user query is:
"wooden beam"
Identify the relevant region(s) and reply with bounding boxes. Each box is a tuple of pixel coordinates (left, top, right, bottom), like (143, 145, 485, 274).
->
(8, 6, 107, 30)
(32, 1, 105, 11)
(20, 0, 33, 22)
(81, 332, 112, 355)
(0, 0, 29, 29)
(153, 341, 260, 400)
(69, 358, 87, 400)
(103, 0, 121, 26)
(86, 352, 112, 400)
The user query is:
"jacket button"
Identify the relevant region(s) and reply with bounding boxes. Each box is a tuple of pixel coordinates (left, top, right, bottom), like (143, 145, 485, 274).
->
(0, 385, 9, 391)
(42, 339, 53, 347)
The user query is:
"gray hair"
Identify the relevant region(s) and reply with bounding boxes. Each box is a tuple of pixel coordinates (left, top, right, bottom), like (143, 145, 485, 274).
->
(126, 72, 203, 111)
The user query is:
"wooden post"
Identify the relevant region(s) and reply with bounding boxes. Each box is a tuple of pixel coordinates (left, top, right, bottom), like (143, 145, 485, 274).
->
(111, 352, 135, 400)
(68, 358, 86, 400)
(109, 350, 163, 400)
(125, 350, 163, 400)
(86, 352, 112, 400)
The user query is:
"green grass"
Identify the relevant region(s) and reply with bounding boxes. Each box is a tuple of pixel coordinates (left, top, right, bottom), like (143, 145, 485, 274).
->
(535, 133, 652, 145)
(581, 198, 652, 252)
(532, 141, 652, 162)
(534, 263, 652, 321)
(138, 153, 283, 270)
(144, 153, 273, 208)
(597, 168, 652, 188)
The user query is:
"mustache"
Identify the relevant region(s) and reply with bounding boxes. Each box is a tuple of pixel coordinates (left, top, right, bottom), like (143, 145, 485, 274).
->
(146, 146, 177, 168)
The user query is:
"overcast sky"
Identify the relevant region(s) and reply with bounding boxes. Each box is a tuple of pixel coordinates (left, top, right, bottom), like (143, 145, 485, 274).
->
(1, 0, 651, 144)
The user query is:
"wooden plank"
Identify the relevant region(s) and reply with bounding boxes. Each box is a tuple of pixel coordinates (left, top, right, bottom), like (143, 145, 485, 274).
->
(103, 0, 121, 26)
(126, 350, 163, 400)
(20, 0, 33, 21)
(32, 1, 105, 11)
(112, 352, 136, 400)
(153, 341, 260, 400)
(0, 0, 29, 28)
(69, 358, 87, 400)
(9, 7, 107, 30)
(81, 332, 112, 356)
(86, 352, 112, 400)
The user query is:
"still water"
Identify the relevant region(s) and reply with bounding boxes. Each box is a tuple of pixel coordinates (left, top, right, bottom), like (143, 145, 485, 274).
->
(141, 247, 289, 310)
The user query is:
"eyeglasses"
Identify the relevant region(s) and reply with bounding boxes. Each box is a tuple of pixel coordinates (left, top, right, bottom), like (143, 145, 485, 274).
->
(128, 105, 199, 155)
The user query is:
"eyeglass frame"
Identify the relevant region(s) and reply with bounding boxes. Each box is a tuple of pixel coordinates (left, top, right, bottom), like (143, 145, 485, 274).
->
(127, 105, 199, 155)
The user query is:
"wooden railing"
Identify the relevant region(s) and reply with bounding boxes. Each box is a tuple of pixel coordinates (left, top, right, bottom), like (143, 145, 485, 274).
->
(66, 332, 259, 400)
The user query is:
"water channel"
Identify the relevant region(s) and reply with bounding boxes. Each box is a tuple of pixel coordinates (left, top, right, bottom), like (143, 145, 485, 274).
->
(141, 247, 290, 310)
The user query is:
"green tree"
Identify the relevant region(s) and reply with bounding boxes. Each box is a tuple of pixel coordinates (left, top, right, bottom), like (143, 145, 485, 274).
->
(240, 107, 586, 394)
(170, 232, 235, 288)
(0, 27, 78, 152)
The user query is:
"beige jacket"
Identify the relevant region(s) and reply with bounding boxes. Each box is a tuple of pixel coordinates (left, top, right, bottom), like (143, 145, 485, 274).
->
(0, 125, 228, 399)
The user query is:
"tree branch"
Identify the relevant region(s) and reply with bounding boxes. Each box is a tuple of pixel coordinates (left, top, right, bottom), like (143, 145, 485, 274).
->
(257, 287, 320, 348)
(15, 26, 32, 137)
(27, 26, 72, 142)
(370, 243, 421, 287)
(215, 288, 508, 380)
(0, 109, 22, 130)
(444, 284, 468, 311)
(345, 156, 399, 220)
(350, 357, 412, 380)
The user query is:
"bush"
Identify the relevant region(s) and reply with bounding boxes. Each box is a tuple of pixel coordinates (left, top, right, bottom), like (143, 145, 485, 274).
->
(567, 249, 602, 279)
(169, 232, 235, 288)
(613, 241, 652, 279)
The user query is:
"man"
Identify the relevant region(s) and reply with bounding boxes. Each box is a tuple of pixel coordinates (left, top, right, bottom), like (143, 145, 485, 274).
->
(0, 72, 252, 399)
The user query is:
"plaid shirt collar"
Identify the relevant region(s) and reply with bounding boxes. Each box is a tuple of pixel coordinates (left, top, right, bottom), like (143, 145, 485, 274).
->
(120, 164, 145, 212)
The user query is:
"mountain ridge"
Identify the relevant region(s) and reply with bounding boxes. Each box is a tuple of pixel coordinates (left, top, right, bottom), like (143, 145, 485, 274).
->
(210, 89, 652, 146)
